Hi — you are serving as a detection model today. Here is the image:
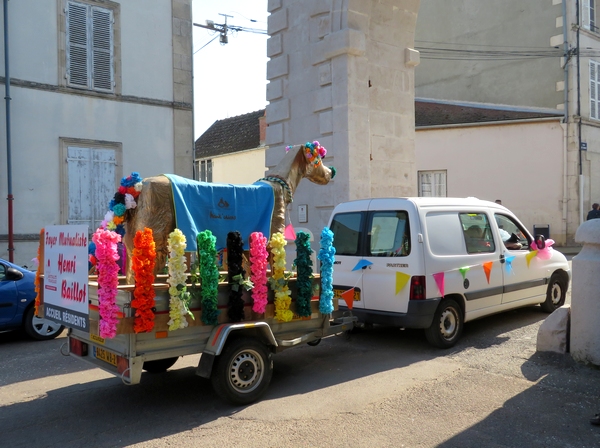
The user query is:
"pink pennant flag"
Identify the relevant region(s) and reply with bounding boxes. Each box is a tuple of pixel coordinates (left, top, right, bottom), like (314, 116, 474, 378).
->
(433, 272, 445, 297)
(284, 223, 296, 240)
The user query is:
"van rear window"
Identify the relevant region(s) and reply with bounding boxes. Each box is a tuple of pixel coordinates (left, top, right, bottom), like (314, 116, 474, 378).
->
(330, 212, 364, 256)
(368, 211, 410, 257)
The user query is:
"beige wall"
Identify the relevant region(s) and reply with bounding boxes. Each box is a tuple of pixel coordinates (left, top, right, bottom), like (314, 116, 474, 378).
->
(211, 148, 267, 184)
(416, 119, 567, 244)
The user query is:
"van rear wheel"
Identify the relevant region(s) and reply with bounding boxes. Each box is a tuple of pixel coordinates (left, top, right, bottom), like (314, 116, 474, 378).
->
(425, 299, 463, 349)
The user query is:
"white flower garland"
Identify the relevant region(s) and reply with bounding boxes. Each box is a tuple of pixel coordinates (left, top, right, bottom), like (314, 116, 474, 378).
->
(167, 229, 192, 330)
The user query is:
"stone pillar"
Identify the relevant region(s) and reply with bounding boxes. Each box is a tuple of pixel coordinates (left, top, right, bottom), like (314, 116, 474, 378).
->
(265, 0, 420, 239)
(571, 219, 600, 365)
(172, 0, 194, 178)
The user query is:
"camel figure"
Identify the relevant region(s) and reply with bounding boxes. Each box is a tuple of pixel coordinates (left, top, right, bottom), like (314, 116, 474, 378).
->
(122, 143, 335, 283)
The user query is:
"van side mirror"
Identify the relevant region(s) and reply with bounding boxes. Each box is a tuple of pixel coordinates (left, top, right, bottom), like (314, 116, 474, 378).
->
(535, 234, 546, 249)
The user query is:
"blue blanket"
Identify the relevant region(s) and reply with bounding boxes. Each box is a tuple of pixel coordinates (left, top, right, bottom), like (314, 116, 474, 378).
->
(165, 174, 274, 252)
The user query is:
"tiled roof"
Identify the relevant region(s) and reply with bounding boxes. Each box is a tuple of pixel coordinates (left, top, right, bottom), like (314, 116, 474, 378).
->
(195, 109, 265, 159)
(415, 99, 562, 127)
(194, 101, 563, 158)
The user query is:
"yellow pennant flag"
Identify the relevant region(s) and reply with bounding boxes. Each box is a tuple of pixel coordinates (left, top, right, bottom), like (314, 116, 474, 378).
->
(395, 272, 411, 295)
(525, 250, 538, 267)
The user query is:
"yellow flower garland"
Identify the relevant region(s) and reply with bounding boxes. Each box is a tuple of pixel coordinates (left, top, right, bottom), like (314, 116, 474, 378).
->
(167, 229, 192, 331)
(269, 232, 293, 322)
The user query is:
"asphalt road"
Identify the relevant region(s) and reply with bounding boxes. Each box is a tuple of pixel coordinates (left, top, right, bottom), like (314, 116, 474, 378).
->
(2, 285, 600, 448)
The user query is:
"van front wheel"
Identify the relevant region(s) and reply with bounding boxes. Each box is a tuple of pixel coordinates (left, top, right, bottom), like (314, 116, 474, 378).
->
(425, 299, 463, 349)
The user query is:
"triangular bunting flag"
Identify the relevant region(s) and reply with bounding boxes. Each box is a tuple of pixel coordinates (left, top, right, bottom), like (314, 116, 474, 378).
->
(505, 255, 515, 274)
(395, 272, 410, 295)
(340, 288, 355, 310)
(459, 266, 470, 280)
(482, 261, 493, 284)
(433, 272, 445, 297)
(525, 250, 538, 267)
(352, 259, 373, 271)
(284, 223, 296, 240)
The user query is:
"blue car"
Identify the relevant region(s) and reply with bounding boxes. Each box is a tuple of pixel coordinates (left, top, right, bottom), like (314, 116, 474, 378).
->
(0, 258, 64, 340)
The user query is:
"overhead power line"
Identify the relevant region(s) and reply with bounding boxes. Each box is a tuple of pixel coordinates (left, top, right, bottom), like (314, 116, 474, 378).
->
(193, 13, 267, 49)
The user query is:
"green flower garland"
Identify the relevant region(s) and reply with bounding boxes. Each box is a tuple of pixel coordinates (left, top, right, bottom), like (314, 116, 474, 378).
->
(294, 231, 313, 317)
(197, 230, 220, 325)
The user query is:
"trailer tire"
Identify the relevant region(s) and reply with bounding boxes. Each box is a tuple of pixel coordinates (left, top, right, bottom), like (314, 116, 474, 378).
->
(211, 338, 273, 405)
(143, 357, 179, 373)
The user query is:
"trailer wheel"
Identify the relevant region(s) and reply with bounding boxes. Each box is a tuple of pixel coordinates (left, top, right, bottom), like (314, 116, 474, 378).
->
(211, 338, 273, 405)
(143, 357, 179, 373)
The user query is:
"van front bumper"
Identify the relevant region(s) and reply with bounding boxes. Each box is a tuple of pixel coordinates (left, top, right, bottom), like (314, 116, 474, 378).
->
(340, 298, 442, 329)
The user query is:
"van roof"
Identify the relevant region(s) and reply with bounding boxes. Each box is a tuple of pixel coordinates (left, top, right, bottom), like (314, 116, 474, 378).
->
(333, 197, 508, 211)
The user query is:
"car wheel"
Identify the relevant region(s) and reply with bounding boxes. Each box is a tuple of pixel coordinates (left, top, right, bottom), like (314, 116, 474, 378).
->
(425, 299, 463, 349)
(23, 307, 65, 341)
(541, 272, 568, 313)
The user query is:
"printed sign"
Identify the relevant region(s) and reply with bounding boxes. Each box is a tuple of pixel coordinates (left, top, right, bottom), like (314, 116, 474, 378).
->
(43, 225, 89, 331)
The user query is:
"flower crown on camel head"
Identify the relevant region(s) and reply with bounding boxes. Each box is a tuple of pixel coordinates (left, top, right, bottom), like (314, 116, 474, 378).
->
(286, 141, 327, 168)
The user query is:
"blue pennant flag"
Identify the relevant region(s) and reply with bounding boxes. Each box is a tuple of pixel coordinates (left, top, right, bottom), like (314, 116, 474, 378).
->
(352, 259, 373, 271)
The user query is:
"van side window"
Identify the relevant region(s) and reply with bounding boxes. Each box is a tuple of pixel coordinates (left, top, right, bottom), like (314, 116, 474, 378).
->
(495, 214, 529, 250)
(330, 212, 364, 256)
(459, 213, 495, 254)
(368, 211, 410, 257)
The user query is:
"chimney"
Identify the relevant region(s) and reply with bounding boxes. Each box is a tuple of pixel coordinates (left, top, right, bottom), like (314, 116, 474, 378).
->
(259, 110, 267, 146)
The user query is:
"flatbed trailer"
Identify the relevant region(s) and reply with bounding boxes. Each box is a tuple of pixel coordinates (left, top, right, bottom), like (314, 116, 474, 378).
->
(60, 275, 354, 404)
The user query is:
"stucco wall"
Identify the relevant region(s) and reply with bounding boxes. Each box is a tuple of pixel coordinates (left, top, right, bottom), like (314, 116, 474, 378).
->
(211, 148, 267, 184)
(416, 120, 566, 243)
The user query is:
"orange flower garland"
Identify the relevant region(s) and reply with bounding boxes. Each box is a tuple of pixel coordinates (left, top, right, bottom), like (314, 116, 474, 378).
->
(34, 227, 44, 316)
(131, 227, 157, 333)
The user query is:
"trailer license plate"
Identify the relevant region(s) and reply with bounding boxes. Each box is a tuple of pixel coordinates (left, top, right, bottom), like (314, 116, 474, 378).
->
(94, 347, 118, 366)
(333, 288, 361, 301)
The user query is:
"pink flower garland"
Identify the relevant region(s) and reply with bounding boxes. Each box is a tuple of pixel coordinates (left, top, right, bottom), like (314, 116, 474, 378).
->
(249, 232, 269, 314)
(92, 228, 121, 339)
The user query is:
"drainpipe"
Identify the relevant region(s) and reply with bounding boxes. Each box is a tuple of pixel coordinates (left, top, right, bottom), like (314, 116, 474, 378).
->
(562, 0, 569, 242)
(3, 0, 13, 262)
(577, 0, 584, 226)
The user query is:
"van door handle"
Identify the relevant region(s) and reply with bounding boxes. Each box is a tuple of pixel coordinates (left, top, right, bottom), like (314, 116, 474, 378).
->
(499, 254, 505, 264)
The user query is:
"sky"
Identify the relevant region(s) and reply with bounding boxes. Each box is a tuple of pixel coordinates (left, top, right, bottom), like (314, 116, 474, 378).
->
(192, 0, 269, 138)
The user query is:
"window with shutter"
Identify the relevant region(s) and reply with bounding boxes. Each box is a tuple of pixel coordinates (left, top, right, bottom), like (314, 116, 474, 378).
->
(66, 1, 113, 92)
(591, 61, 600, 120)
(418, 170, 447, 197)
(66, 145, 118, 231)
(196, 159, 213, 182)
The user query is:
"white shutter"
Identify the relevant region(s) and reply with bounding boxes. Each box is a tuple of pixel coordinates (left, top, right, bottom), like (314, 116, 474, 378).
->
(91, 149, 116, 231)
(591, 61, 598, 119)
(66, 2, 89, 88)
(583, 0, 591, 30)
(434, 172, 447, 197)
(91, 7, 113, 92)
(67, 147, 93, 226)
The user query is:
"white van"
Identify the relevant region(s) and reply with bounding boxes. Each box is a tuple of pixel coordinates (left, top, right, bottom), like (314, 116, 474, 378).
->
(328, 197, 571, 348)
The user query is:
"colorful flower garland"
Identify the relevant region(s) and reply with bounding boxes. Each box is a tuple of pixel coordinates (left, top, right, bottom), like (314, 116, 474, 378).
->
(269, 232, 293, 322)
(167, 229, 192, 331)
(286, 141, 327, 168)
(294, 231, 313, 317)
(197, 230, 220, 325)
(131, 227, 156, 333)
(318, 227, 335, 314)
(101, 172, 143, 237)
(93, 228, 122, 338)
(226, 231, 246, 322)
(34, 228, 44, 316)
(249, 232, 269, 314)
